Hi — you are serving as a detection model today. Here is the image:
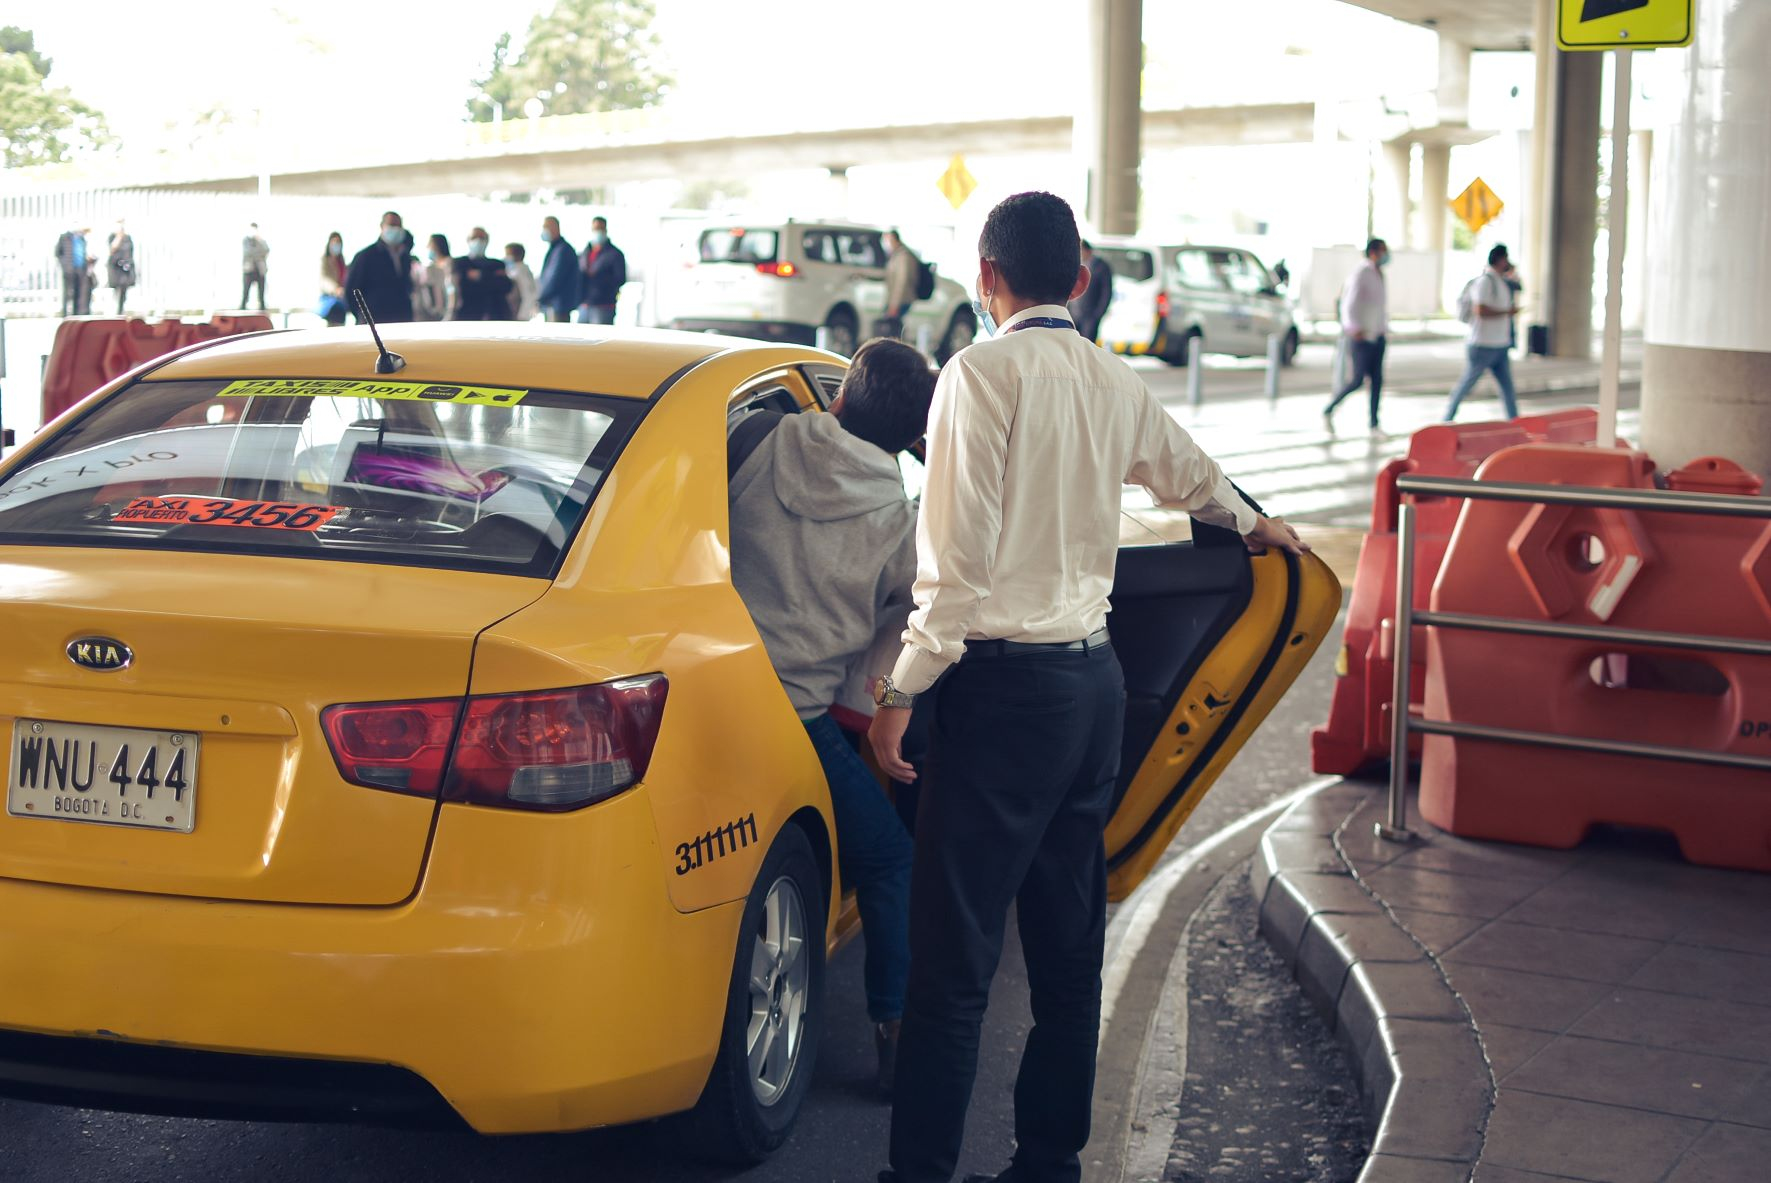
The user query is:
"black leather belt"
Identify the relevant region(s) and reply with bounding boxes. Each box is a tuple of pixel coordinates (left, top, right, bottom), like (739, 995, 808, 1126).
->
(964, 627, 1111, 658)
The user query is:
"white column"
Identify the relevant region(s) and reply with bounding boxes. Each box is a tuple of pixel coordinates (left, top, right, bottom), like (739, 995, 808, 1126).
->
(1378, 140, 1413, 248)
(1077, 0, 1143, 235)
(1641, 0, 1771, 475)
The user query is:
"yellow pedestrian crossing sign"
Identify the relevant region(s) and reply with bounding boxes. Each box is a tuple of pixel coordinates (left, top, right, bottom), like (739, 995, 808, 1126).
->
(1451, 178, 1504, 236)
(1558, 0, 1692, 50)
(937, 154, 978, 211)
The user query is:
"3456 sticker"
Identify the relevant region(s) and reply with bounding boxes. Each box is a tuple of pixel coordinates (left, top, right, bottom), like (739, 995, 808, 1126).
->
(675, 814, 760, 876)
(113, 495, 342, 531)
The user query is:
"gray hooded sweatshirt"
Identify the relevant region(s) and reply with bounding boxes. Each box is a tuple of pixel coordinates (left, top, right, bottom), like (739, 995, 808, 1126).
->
(729, 412, 918, 719)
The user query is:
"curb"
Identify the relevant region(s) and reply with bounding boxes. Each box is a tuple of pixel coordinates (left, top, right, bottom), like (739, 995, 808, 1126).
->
(1251, 781, 1492, 1183)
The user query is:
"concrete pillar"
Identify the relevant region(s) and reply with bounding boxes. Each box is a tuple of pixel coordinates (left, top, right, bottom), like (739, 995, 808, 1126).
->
(1524, 0, 1560, 347)
(1641, 0, 1771, 476)
(1377, 140, 1413, 249)
(1420, 145, 1451, 257)
(1548, 51, 1603, 359)
(1437, 37, 1471, 126)
(1078, 0, 1143, 235)
(825, 166, 852, 221)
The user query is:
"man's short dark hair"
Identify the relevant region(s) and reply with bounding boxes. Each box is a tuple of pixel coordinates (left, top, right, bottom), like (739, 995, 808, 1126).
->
(382, 211, 402, 227)
(836, 338, 937, 453)
(592, 216, 608, 229)
(505, 243, 526, 261)
(978, 191, 1081, 305)
(1366, 237, 1386, 255)
(1488, 243, 1510, 266)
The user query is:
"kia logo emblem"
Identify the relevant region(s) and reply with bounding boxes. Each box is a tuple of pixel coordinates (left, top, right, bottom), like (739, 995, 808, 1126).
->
(67, 637, 133, 672)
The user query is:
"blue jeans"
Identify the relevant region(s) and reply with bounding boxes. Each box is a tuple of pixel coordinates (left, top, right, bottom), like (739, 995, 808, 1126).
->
(803, 712, 913, 1023)
(1446, 344, 1518, 420)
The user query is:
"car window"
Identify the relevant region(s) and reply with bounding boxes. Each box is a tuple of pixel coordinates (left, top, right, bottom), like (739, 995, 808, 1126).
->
(0, 378, 643, 578)
(1169, 249, 1225, 291)
(728, 382, 800, 418)
(1093, 247, 1154, 284)
(1215, 251, 1267, 297)
(699, 228, 778, 264)
(802, 365, 844, 411)
(836, 232, 883, 269)
(801, 231, 839, 265)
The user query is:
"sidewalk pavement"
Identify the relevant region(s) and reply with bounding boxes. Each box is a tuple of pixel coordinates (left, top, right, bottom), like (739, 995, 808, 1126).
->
(1254, 779, 1771, 1183)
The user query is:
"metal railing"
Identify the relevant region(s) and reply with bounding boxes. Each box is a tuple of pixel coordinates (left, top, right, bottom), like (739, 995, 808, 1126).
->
(1379, 474, 1771, 842)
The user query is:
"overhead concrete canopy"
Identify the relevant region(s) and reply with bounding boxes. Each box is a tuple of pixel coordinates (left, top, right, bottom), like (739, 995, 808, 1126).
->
(1339, 0, 1534, 49)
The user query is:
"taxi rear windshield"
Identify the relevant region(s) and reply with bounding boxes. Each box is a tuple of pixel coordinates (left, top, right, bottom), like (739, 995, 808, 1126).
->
(0, 378, 643, 578)
(699, 228, 778, 264)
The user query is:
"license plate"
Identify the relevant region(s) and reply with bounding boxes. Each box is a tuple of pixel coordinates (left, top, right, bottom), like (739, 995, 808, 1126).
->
(8, 719, 199, 833)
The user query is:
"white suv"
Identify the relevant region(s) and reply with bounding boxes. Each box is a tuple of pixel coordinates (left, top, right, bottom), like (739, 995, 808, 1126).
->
(1095, 241, 1299, 367)
(664, 221, 977, 361)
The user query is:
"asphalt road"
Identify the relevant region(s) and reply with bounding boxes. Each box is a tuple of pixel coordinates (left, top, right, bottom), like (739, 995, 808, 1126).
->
(0, 343, 1632, 1182)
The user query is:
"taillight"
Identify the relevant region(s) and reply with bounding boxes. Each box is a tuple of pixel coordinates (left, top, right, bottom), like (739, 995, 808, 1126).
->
(443, 676, 668, 811)
(1156, 291, 1171, 318)
(320, 698, 461, 797)
(755, 260, 798, 278)
(321, 676, 668, 811)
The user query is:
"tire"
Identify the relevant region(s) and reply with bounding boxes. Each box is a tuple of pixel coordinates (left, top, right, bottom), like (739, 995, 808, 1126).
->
(690, 824, 825, 1165)
(936, 307, 976, 364)
(1163, 327, 1201, 368)
(822, 309, 858, 357)
(1281, 327, 1300, 367)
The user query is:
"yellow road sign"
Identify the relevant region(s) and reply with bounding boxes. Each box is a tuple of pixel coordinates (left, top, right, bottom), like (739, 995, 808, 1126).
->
(937, 154, 978, 211)
(1450, 178, 1505, 236)
(1558, 0, 1692, 50)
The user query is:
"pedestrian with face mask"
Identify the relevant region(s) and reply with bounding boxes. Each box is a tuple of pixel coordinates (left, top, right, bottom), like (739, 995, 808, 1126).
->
(241, 223, 270, 311)
(319, 232, 348, 327)
(536, 216, 580, 323)
(453, 228, 514, 321)
(577, 216, 627, 325)
(413, 234, 455, 321)
(868, 192, 1306, 1183)
(345, 211, 415, 324)
(107, 221, 136, 316)
(1323, 237, 1389, 434)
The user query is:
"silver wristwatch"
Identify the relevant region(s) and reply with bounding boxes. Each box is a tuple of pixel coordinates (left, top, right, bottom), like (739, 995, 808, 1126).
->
(874, 674, 917, 710)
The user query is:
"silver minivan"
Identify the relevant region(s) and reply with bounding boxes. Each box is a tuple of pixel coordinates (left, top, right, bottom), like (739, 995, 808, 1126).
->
(1095, 241, 1298, 367)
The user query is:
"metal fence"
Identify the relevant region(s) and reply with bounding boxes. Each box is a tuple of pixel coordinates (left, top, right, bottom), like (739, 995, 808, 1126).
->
(1378, 474, 1771, 842)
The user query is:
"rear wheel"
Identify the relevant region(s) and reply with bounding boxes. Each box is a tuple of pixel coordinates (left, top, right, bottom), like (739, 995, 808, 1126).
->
(690, 824, 825, 1165)
(821, 309, 858, 357)
(937, 307, 976, 364)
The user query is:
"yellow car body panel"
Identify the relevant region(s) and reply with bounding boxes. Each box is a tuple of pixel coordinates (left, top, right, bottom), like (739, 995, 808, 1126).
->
(0, 322, 1337, 1137)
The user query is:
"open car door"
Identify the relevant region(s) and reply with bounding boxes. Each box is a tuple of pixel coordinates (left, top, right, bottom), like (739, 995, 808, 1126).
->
(1104, 508, 1341, 899)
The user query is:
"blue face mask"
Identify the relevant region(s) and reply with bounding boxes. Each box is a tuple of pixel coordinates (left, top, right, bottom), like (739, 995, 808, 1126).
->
(972, 280, 997, 338)
(381, 226, 402, 246)
(541, 229, 555, 244)
(1378, 250, 1391, 267)
(587, 231, 606, 247)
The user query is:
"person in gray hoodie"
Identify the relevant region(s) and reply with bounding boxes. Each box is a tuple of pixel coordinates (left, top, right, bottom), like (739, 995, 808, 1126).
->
(727, 337, 937, 1097)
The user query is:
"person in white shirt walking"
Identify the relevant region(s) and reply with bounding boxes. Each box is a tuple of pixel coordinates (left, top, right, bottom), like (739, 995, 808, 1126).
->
(1323, 237, 1389, 432)
(1445, 244, 1520, 421)
(867, 191, 1307, 1183)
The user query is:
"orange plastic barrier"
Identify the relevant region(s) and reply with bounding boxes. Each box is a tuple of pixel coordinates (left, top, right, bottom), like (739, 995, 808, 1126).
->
(39, 315, 277, 425)
(1421, 443, 1771, 871)
(1310, 409, 1599, 774)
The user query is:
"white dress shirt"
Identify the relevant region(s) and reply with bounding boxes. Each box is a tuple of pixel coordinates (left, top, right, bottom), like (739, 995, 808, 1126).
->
(889, 304, 1259, 695)
(1340, 261, 1388, 339)
(1466, 268, 1514, 349)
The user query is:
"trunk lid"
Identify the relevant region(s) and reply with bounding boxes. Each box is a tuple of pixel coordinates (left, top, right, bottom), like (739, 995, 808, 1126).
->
(0, 547, 544, 905)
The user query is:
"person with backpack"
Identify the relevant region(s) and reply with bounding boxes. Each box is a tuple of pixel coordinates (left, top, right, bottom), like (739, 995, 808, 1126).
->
(1445, 244, 1520, 421)
(1323, 237, 1389, 434)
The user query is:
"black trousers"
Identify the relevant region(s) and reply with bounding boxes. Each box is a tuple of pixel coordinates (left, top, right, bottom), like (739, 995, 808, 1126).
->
(241, 270, 267, 311)
(1324, 335, 1386, 427)
(889, 643, 1125, 1183)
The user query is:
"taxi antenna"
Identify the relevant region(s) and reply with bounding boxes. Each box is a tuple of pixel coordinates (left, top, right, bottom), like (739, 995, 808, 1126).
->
(350, 289, 406, 374)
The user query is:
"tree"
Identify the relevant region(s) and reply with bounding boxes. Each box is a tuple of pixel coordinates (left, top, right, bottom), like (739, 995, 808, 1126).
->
(0, 26, 111, 168)
(468, 0, 671, 122)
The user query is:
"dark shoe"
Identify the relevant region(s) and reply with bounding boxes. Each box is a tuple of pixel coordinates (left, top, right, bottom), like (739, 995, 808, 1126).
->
(875, 1019, 901, 1097)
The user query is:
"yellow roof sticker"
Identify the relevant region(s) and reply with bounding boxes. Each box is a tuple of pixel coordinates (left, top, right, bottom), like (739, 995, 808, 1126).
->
(217, 378, 528, 407)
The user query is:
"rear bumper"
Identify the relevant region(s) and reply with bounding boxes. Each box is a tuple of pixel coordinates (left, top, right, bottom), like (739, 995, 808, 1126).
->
(666, 318, 817, 346)
(0, 789, 744, 1134)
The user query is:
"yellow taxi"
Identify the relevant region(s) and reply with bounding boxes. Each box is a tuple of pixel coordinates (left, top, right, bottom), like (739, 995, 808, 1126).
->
(0, 323, 1338, 1159)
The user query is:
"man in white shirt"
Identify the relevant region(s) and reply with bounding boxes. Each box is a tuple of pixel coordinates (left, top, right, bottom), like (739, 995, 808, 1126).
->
(867, 192, 1305, 1183)
(1323, 237, 1389, 432)
(1445, 244, 1520, 421)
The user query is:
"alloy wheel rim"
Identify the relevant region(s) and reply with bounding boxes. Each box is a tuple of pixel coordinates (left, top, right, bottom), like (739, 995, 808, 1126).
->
(744, 875, 809, 1107)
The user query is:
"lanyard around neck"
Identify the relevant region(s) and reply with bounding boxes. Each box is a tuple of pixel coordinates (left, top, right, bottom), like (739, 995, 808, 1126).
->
(1003, 316, 1073, 333)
